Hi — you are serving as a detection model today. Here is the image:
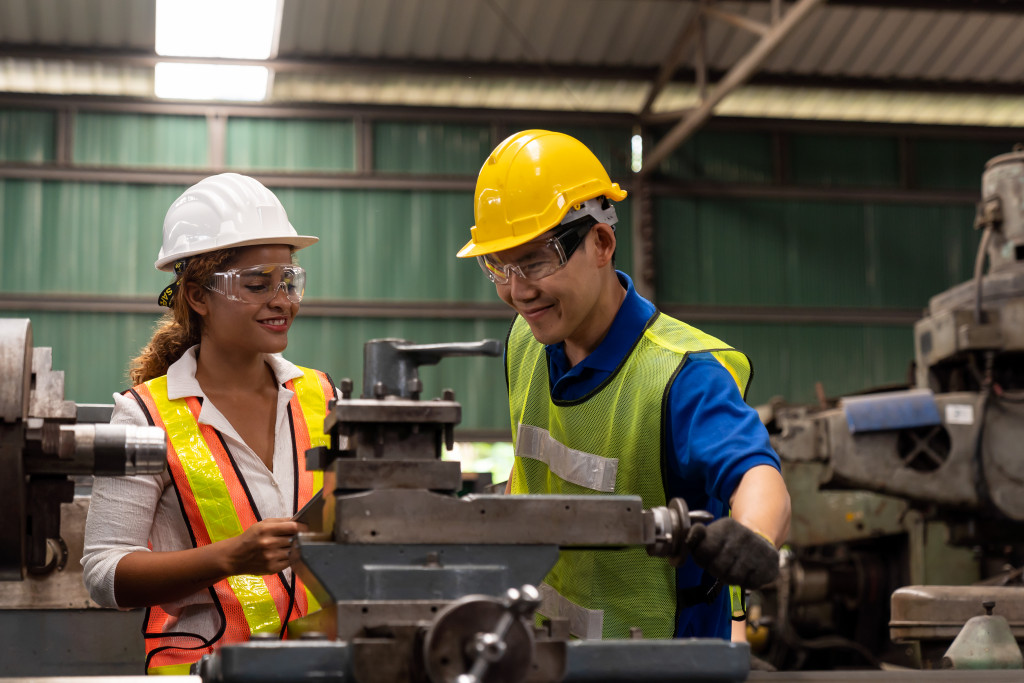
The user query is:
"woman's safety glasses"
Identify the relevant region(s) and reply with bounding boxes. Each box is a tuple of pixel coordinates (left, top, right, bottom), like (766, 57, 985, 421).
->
(206, 264, 306, 304)
(477, 219, 594, 285)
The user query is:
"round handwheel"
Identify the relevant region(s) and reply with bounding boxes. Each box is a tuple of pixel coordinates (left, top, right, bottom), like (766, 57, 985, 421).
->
(422, 594, 535, 683)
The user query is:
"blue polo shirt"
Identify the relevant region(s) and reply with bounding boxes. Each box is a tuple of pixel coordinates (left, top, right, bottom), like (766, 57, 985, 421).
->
(542, 271, 780, 639)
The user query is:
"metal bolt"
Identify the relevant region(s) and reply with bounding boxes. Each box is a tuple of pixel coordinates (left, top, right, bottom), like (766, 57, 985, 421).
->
(340, 378, 353, 400)
(374, 381, 387, 400)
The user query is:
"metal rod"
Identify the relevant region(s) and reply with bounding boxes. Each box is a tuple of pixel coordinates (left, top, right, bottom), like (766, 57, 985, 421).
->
(640, 0, 825, 176)
(703, 6, 771, 36)
(640, 10, 704, 115)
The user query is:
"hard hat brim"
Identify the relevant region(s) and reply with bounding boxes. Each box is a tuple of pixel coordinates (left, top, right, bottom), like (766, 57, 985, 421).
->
(154, 234, 319, 271)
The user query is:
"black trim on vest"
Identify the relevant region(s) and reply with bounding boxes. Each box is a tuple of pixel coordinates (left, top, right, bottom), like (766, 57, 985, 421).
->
(548, 311, 661, 408)
(323, 370, 341, 401)
(218, 430, 262, 524)
(127, 388, 156, 426)
(288, 405, 300, 516)
(143, 468, 227, 672)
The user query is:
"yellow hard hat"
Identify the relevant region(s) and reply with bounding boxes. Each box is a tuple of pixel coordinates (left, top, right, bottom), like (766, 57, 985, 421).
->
(457, 130, 628, 258)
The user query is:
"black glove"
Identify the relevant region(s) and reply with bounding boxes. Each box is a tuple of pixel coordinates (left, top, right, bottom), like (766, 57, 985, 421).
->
(684, 517, 780, 588)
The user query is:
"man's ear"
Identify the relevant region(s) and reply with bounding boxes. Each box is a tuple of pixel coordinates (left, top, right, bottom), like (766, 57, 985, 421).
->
(182, 281, 209, 317)
(591, 223, 617, 268)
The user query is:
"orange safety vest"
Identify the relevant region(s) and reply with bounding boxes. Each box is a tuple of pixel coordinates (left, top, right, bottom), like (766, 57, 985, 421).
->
(128, 366, 333, 675)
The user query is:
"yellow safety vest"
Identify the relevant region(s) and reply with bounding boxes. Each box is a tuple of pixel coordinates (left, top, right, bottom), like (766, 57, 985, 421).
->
(506, 312, 750, 639)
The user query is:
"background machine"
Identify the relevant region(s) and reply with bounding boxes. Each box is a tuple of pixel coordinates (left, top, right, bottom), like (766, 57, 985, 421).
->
(0, 317, 166, 674)
(760, 150, 1024, 670)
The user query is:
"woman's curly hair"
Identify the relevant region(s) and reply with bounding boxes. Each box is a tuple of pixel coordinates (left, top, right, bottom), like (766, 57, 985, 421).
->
(128, 248, 239, 386)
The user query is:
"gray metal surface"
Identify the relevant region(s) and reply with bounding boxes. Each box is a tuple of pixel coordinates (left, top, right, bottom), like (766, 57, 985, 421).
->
(295, 542, 561, 604)
(333, 490, 650, 545)
(0, 317, 31, 422)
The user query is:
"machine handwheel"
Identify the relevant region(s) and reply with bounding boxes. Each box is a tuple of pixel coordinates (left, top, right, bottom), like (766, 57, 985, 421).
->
(422, 593, 535, 683)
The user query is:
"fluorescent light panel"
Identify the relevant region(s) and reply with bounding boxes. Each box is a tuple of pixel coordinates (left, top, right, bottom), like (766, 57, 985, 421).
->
(154, 63, 270, 101)
(155, 0, 281, 59)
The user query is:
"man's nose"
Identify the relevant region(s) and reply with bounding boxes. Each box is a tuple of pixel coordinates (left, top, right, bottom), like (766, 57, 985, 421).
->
(507, 270, 536, 300)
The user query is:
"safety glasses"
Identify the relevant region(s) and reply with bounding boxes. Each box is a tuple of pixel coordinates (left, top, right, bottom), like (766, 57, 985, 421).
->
(206, 263, 306, 304)
(477, 219, 595, 285)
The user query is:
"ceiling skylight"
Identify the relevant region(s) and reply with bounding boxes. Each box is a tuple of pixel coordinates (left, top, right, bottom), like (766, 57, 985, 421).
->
(154, 0, 280, 101)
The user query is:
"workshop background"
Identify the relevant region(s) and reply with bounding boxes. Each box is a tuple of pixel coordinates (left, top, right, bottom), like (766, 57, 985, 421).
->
(1, 0, 1022, 441)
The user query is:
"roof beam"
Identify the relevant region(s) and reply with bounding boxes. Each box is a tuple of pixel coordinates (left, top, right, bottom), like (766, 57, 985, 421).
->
(4, 45, 1024, 97)
(640, 0, 824, 176)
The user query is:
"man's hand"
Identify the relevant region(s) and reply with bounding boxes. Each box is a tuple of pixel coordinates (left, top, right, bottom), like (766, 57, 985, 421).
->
(684, 517, 780, 588)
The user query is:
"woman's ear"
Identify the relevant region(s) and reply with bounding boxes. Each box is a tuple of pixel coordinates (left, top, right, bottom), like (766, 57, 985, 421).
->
(182, 281, 209, 317)
(591, 223, 617, 268)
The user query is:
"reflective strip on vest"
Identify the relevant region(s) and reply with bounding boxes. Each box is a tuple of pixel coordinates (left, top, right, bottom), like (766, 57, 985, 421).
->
(284, 366, 331, 615)
(147, 375, 281, 636)
(537, 582, 604, 640)
(147, 663, 193, 676)
(515, 423, 618, 492)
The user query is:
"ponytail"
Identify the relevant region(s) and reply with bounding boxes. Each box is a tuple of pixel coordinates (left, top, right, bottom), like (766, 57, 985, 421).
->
(128, 249, 239, 386)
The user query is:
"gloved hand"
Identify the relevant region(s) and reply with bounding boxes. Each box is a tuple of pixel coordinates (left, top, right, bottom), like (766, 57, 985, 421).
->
(684, 517, 780, 588)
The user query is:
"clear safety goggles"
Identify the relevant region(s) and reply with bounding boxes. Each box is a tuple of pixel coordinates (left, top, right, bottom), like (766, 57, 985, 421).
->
(206, 264, 306, 304)
(477, 218, 595, 285)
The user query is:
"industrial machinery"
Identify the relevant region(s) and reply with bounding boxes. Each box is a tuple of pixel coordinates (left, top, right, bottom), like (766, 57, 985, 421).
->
(0, 317, 166, 675)
(196, 338, 755, 683)
(760, 150, 1024, 670)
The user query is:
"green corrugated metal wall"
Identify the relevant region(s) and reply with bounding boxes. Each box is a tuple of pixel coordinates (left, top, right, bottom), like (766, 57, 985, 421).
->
(0, 107, 1006, 428)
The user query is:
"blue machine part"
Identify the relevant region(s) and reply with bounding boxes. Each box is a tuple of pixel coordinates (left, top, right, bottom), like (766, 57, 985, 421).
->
(841, 388, 942, 434)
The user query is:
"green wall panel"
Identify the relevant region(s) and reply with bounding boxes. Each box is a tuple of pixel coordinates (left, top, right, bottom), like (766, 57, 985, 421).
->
(0, 180, 184, 296)
(374, 122, 492, 174)
(545, 125, 635, 182)
(73, 112, 208, 168)
(659, 129, 774, 183)
(273, 187, 489, 302)
(0, 311, 164, 402)
(0, 109, 54, 162)
(790, 134, 900, 187)
(912, 138, 1017, 191)
(225, 118, 356, 172)
(698, 321, 915, 407)
(654, 197, 977, 309)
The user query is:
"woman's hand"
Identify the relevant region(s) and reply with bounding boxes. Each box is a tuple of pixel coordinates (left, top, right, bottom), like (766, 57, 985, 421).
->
(222, 518, 306, 576)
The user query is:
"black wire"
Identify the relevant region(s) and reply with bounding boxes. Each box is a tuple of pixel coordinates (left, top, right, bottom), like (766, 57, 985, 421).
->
(279, 571, 298, 639)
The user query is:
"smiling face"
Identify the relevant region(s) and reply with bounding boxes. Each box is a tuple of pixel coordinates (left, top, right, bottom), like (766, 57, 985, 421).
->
(191, 244, 299, 356)
(494, 222, 620, 361)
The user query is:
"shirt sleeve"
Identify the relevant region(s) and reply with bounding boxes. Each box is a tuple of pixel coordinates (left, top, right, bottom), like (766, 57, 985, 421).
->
(80, 391, 167, 609)
(665, 353, 780, 512)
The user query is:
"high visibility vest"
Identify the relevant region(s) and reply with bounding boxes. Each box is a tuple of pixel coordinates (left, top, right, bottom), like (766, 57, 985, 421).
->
(506, 312, 751, 640)
(128, 366, 333, 675)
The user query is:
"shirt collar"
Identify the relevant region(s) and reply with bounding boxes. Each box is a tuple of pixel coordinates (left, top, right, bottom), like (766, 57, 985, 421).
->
(545, 270, 656, 373)
(165, 346, 304, 401)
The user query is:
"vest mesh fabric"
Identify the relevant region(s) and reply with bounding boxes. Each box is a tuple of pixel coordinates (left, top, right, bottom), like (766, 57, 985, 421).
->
(506, 312, 751, 639)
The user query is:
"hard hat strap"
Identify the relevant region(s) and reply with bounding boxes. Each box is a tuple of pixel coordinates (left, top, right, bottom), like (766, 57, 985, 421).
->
(157, 259, 189, 308)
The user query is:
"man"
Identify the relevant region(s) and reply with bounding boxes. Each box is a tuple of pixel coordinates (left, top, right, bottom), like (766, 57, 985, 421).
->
(457, 130, 790, 641)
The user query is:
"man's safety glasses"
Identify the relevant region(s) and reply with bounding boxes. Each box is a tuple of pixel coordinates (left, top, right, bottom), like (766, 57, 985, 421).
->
(477, 219, 595, 285)
(206, 264, 306, 304)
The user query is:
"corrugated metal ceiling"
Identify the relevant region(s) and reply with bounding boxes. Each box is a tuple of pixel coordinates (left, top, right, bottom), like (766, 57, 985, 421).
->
(1, 1, 1023, 124)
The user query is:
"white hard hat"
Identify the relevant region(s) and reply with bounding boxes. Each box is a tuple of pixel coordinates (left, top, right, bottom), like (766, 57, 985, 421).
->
(155, 173, 318, 271)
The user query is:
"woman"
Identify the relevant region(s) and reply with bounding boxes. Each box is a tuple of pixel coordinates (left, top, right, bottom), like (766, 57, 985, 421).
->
(83, 173, 337, 675)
